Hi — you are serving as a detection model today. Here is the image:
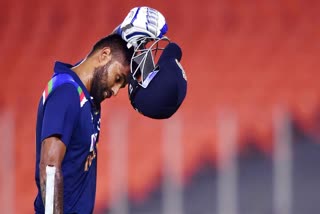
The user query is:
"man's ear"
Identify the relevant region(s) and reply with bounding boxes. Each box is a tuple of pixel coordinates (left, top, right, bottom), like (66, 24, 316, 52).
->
(99, 47, 112, 65)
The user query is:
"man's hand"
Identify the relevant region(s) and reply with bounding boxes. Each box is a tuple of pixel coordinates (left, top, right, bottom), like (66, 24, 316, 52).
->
(115, 7, 168, 48)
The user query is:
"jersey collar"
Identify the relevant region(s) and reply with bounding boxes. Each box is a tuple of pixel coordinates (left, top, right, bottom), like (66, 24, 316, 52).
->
(53, 61, 100, 110)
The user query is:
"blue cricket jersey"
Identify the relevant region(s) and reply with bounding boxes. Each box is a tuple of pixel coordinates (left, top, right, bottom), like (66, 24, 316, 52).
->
(34, 61, 101, 214)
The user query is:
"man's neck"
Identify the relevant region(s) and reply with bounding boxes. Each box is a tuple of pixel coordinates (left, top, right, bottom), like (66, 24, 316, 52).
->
(71, 58, 94, 92)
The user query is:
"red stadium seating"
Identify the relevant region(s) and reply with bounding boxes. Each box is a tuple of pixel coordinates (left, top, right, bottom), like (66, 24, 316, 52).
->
(1, 0, 320, 212)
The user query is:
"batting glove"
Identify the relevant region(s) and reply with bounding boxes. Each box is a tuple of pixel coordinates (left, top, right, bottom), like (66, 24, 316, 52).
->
(115, 6, 168, 48)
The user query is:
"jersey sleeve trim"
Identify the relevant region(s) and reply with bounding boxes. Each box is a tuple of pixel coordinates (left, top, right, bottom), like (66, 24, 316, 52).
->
(42, 73, 87, 108)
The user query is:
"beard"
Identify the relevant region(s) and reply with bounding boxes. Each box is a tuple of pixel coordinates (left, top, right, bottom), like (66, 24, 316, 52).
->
(90, 61, 111, 107)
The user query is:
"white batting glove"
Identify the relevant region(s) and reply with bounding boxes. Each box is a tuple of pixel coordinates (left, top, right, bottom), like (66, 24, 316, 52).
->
(115, 6, 168, 48)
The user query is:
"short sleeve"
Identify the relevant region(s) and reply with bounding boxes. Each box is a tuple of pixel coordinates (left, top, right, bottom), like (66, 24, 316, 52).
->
(41, 84, 80, 146)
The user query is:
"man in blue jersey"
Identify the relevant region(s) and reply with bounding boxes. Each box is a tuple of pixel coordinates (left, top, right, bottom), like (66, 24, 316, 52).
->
(34, 7, 178, 214)
(34, 34, 134, 213)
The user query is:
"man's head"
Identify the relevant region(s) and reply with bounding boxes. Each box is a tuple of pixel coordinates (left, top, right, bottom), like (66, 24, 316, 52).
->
(87, 34, 133, 106)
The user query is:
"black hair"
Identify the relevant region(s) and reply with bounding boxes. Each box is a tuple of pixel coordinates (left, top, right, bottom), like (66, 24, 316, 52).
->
(88, 34, 134, 65)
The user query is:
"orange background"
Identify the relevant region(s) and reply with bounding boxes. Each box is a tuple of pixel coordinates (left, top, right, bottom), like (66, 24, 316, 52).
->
(1, 0, 320, 213)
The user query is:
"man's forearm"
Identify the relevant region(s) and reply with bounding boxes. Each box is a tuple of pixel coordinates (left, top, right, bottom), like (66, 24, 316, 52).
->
(39, 137, 66, 213)
(40, 166, 64, 213)
(54, 168, 64, 213)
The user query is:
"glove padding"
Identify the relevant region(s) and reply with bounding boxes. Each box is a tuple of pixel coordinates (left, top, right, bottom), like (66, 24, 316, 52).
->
(115, 6, 168, 48)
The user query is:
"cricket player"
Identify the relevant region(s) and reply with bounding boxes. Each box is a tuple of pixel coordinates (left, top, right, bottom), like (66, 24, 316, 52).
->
(34, 33, 134, 213)
(34, 6, 186, 214)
